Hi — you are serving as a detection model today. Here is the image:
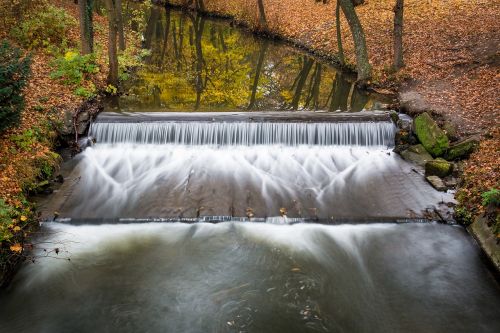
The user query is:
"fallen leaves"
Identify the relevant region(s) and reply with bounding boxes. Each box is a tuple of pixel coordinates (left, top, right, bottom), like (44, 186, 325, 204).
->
(9, 243, 23, 253)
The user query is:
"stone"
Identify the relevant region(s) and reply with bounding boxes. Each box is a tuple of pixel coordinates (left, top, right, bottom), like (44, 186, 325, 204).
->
(408, 144, 428, 155)
(389, 111, 399, 124)
(77, 111, 90, 122)
(399, 91, 429, 116)
(400, 145, 433, 167)
(425, 158, 454, 178)
(61, 109, 74, 135)
(444, 177, 458, 188)
(444, 136, 480, 161)
(413, 112, 449, 157)
(426, 176, 447, 192)
(442, 121, 459, 142)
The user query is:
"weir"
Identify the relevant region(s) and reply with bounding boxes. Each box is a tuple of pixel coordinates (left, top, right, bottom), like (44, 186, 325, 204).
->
(90, 112, 396, 146)
(2, 7, 499, 333)
(40, 111, 450, 220)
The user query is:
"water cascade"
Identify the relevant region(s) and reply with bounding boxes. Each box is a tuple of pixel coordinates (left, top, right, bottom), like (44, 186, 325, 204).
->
(1, 6, 499, 331)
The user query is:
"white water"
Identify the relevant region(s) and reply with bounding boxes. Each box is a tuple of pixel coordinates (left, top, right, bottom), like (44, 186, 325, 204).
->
(57, 144, 450, 219)
(89, 121, 396, 146)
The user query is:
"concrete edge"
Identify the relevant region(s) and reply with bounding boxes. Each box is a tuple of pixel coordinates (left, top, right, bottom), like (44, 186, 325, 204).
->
(468, 216, 500, 273)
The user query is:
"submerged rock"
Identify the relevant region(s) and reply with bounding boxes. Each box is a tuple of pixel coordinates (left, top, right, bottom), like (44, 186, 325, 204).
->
(444, 136, 480, 161)
(425, 158, 454, 178)
(426, 175, 447, 192)
(413, 112, 449, 157)
(400, 144, 433, 167)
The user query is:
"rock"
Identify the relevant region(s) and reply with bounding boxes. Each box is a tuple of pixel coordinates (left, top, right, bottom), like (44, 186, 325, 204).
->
(389, 111, 399, 124)
(399, 91, 429, 117)
(397, 113, 413, 131)
(77, 111, 90, 122)
(444, 177, 458, 188)
(400, 144, 433, 167)
(442, 121, 459, 142)
(426, 176, 447, 192)
(425, 158, 454, 178)
(444, 136, 480, 161)
(413, 112, 449, 157)
(408, 144, 428, 155)
(61, 109, 74, 135)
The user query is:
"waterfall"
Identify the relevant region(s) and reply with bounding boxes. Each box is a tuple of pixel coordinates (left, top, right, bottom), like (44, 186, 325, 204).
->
(89, 121, 396, 147)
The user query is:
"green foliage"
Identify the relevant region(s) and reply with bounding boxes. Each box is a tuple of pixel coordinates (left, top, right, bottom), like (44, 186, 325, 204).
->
(51, 51, 99, 85)
(0, 40, 31, 134)
(0, 199, 17, 243)
(482, 189, 500, 207)
(9, 129, 38, 151)
(454, 206, 473, 226)
(11, 4, 76, 50)
(75, 82, 97, 98)
(105, 84, 118, 95)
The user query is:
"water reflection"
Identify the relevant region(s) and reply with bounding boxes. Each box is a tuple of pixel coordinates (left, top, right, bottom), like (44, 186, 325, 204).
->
(115, 5, 376, 112)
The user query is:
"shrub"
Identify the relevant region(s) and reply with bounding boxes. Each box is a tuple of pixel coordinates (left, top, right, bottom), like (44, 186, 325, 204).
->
(482, 189, 500, 207)
(0, 199, 18, 244)
(0, 40, 31, 134)
(50, 50, 99, 85)
(11, 4, 76, 50)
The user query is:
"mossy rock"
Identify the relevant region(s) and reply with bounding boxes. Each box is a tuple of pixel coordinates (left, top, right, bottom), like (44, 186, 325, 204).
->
(444, 136, 479, 161)
(425, 158, 453, 178)
(413, 112, 449, 157)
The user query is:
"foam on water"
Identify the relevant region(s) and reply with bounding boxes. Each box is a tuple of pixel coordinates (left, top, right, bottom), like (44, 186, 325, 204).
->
(89, 121, 396, 146)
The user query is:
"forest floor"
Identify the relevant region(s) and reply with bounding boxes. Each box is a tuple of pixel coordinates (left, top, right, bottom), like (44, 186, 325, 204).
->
(171, 0, 499, 228)
(0, 0, 111, 280)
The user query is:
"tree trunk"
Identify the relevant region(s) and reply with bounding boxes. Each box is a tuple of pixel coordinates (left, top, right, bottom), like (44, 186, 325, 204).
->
(257, 0, 267, 30)
(248, 41, 269, 109)
(393, 0, 404, 70)
(115, 0, 125, 51)
(78, 0, 94, 54)
(291, 58, 314, 109)
(104, 0, 119, 86)
(335, 1, 345, 66)
(337, 0, 372, 83)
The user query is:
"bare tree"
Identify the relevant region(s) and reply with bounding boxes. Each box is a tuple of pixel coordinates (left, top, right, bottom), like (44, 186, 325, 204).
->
(104, 0, 119, 86)
(393, 0, 404, 70)
(78, 0, 94, 54)
(248, 41, 269, 109)
(257, 0, 268, 30)
(115, 0, 126, 50)
(337, 0, 372, 83)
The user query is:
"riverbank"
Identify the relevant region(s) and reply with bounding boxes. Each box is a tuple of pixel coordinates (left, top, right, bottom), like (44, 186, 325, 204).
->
(168, 0, 499, 265)
(0, 0, 115, 286)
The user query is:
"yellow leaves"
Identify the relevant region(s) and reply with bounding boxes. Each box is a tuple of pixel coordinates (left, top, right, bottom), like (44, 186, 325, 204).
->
(20, 215, 27, 222)
(13, 226, 21, 232)
(64, 50, 78, 61)
(9, 243, 22, 253)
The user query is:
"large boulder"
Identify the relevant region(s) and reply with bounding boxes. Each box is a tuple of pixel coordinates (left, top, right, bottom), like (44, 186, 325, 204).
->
(425, 158, 453, 178)
(413, 112, 449, 157)
(444, 136, 480, 161)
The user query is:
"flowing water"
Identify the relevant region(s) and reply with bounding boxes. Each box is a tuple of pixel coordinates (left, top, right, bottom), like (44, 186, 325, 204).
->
(2, 5, 500, 333)
(1, 223, 500, 332)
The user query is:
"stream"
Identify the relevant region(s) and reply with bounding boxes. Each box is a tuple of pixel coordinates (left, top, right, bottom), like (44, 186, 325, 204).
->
(1, 6, 499, 333)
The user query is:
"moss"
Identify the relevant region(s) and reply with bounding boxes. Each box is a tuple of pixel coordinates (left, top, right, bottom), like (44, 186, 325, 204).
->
(413, 112, 449, 157)
(444, 137, 479, 161)
(425, 158, 453, 178)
